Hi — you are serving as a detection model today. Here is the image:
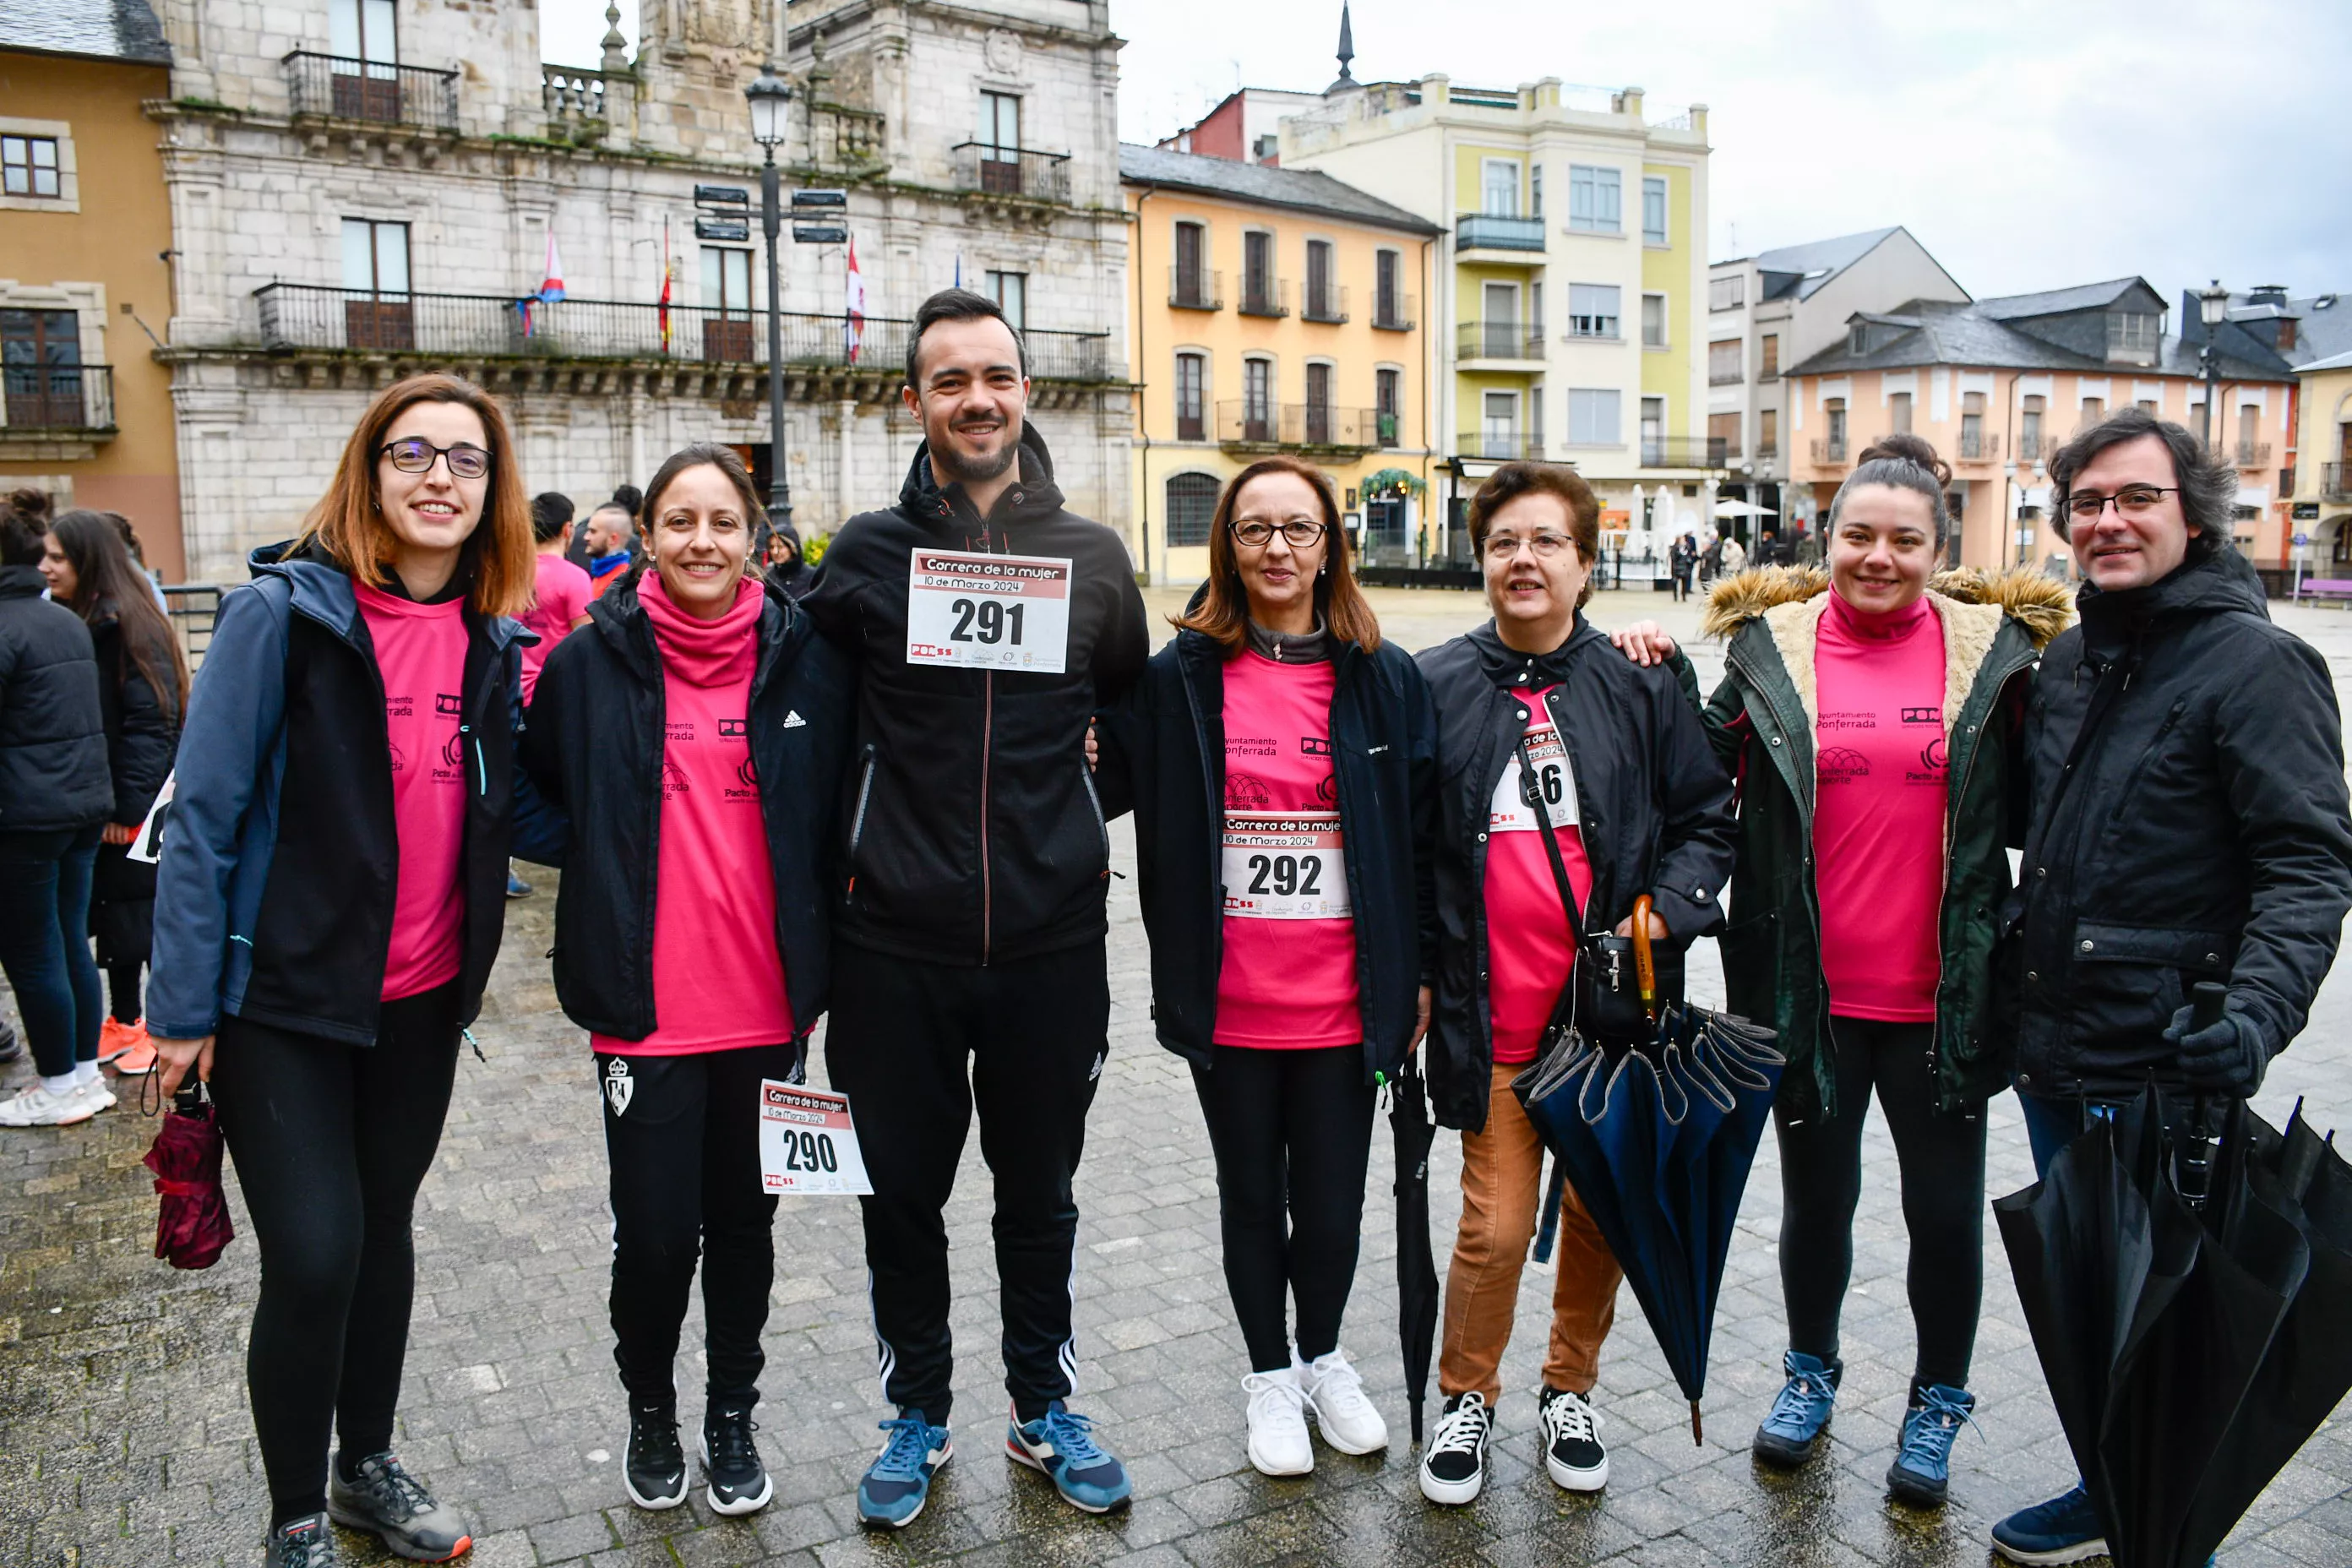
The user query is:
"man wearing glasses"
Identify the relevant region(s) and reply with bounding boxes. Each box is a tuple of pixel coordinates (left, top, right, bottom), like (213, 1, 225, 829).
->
(1990, 408, 2352, 1565)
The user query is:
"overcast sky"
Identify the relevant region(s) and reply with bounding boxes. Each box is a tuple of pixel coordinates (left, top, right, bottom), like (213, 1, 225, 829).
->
(544, 0, 2349, 308)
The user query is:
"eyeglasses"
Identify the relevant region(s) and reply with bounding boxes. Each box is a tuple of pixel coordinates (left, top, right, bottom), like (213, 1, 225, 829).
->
(1483, 531, 1577, 561)
(1230, 519, 1328, 548)
(2063, 485, 2179, 522)
(378, 438, 491, 481)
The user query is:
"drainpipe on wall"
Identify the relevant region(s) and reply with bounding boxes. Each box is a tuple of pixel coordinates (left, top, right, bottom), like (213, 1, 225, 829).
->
(1418, 236, 1435, 558)
(1132, 186, 1158, 584)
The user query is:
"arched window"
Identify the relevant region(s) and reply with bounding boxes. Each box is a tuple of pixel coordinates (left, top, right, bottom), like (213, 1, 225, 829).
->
(1167, 472, 1221, 547)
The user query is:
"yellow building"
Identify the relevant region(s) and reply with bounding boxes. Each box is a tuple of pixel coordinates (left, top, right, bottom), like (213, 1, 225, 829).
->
(1122, 143, 1440, 585)
(2289, 347, 2352, 571)
(0, 2, 182, 577)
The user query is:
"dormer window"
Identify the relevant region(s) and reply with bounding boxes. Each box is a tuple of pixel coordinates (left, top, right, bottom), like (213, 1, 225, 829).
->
(1849, 324, 1869, 356)
(2106, 311, 2159, 361)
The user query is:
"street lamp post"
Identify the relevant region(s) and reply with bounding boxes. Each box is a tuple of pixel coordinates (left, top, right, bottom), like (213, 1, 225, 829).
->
(746, 61, 793, 544)
(2197, 279, 2230, 456)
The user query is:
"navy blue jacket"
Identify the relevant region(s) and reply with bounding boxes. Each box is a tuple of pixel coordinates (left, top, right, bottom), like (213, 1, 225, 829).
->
(0, 563, 112, 833)
(1097, 628, 1439, 1082)
(148, 545, 554, 1045)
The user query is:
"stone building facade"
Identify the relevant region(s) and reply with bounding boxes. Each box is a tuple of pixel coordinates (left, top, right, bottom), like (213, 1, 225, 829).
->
(151, 0, 1132, 581)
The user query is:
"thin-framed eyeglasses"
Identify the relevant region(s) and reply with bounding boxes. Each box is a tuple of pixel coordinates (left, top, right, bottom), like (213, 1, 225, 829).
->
(379, 438, 492, 481)
(1483, 530, 1576, 561)
(1230, 518, 1328, 548)
(2063, 485, 2179, 522)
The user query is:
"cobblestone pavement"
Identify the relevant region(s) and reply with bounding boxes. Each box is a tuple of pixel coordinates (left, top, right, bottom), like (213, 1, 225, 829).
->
(5, 586, 2350, 1567)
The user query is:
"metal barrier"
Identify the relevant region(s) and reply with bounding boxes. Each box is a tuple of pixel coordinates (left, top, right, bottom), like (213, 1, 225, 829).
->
(161, 584, 223, 671)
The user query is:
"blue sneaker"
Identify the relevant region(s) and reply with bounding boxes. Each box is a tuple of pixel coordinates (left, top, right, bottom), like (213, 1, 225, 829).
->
(1886, 1384, 1979, 1507)
(505, 868, 532, 899)
(858, 1411, 951, 1529)
(1752, 1350, 1840, 1467)
(1006, 1402, 1131, 1514)
(1990, 1484, 2109, 1565)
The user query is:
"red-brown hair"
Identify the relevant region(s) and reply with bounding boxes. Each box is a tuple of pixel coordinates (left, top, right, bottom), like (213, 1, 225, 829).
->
(289, 373, 535, 618)
(1170, 456, 1382, 655)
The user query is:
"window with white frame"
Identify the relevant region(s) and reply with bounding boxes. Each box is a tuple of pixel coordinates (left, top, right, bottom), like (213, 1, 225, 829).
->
(1642, 176, 1667, 244)
(1482, 159, 1521, 218)
(329, 0, 397, 62)
(1481, 390, 1518, 459)
(1530, 162, 1544, 219)
(1709, 275, 1745, 312)
(1568, 165, 1620, 232)
(1567, 284, 1620, 339)
(341, 217, 410, 294)
(702, 247, 753, 315)
(1174, 351, 1205, 440)
(1708, 338, 1742, 385)
(1569, 388, 1620, 446)
(1642, 292, 1667, 348)
(984, 270, 1026, 329)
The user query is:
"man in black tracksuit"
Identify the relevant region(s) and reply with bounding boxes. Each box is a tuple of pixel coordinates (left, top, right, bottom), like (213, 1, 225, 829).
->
(802, 289, 1148, 1524)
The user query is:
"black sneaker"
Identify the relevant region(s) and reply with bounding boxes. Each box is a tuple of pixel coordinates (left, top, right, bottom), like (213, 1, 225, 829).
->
(0, 1018, 19, 1065)
(700, 1403, 774, 1515)
(264, 1513, 340, 1568)
(1417, 1390, 1492, 1505)
(625, 1401, 689, 1510)
(1538, 1385, 1609, 1491)
(326, 1451, 471, 1561)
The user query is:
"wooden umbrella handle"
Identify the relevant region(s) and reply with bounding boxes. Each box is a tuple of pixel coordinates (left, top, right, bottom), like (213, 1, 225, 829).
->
(1633, 894, 1658, 1020)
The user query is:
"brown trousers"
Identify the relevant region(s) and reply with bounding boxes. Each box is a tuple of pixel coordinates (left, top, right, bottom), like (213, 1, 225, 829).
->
(1437, 1063, 1622, 1403)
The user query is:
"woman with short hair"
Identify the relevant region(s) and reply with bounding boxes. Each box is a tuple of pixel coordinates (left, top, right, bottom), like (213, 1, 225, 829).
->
(148, 372, 547, 1567)
(1097, 455, 1436, 1482)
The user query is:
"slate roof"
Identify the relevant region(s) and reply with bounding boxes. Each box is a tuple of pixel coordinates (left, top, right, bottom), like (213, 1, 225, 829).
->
(1976, 278, 2151, 320)
(1786, 295, 2288, 382)
(0, 0, 171, 62)
(1747, 226, 1906, 302)
(2297, 347, 2352, 375)
(2219, 289, 2352, 368)
(1119, 144, 1440, 236)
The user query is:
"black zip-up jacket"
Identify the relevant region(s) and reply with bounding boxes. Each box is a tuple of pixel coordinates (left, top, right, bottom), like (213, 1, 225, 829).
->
(1097, 626, 1439, 1082)
(802, 425, 1150, 965)
(1416, 618, 1738, 1132)
(90, 607, 180, 828)
(148, 543, 552, 1046)
(520, 572, 852, 1039)
(2010, 547, 2352, 1097)
(0, 563, 111, 834)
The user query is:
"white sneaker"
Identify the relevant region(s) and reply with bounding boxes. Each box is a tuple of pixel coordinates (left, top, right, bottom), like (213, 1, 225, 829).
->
(1241, 1368, 1313, 1476)
(0, 1084, 98, 1127)
(74, 1079, 116, 1115)
(1418, 1391, 1492, 1505)
(1298, 1348, 1389, 1455)
(1538, 1385, 1609, 1491)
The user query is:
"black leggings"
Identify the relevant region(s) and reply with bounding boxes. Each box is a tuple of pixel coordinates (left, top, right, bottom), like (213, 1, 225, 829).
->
(1774, 1015, 1985, 1391)
(109, 961, 142, 1025)
(1191, 1043, 1376, 1374)
(596, 1043, 793, 1410)
(210, 983, 461, 1530)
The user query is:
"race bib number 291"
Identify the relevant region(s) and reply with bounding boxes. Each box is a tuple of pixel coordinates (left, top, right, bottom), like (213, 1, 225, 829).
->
(906, 549, 1073, 673)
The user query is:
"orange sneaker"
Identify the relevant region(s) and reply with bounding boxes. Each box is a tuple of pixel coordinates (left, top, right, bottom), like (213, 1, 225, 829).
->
(97, 1015, 144, 1065)
(106, 1022, 157, 1075)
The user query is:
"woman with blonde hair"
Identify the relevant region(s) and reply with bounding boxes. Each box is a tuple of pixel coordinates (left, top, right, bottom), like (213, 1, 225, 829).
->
(148, 373, 547, 1568)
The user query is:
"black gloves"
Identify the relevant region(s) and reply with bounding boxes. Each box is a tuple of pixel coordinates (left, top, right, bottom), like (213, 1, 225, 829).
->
(2164, 994, 2273, 1097)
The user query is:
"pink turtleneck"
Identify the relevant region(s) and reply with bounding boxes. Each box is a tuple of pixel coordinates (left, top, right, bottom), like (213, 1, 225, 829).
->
(593, 574, 793, 1054)
(1812, 590, 1948, 1022)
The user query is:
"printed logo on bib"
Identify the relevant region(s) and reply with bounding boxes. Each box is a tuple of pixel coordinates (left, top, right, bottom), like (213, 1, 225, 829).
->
(1489, 723, 1580, 834)
(905, 549, 1073, 672)
(1221, 812, 1352, 920)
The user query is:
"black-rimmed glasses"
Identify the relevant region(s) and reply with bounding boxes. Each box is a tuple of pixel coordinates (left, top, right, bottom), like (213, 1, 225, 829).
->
(1229, 519, 1328, 548)
(378, 438, 491, 480)
(2062, 485, 2179, 521)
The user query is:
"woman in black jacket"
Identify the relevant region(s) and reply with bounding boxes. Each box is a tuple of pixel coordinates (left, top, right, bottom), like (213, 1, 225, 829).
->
(38, 509, 186, 1079)
(521, 444, 850, 1521)
(1411, 462, 1735, 1509)
(149, 373, 546, 1568)
(0, 495, 113, 1129)
(1097, 455, 1437, 1481)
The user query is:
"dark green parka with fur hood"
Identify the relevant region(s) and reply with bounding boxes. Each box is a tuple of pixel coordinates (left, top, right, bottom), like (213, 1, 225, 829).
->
(1700, 565, 2072, 1122)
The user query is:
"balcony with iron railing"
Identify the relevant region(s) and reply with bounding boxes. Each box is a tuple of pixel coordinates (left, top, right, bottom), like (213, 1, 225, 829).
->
(2235, 440, 2273, 469)
(1455, 213, 1547, 253)
(1169, 266, 1222, 311)
(1372, 291, 1417, 331)
(1217, 400, 1385, 452)
(950, 143, 1071, 203)
(1752, 444, 1779, 466)
(1811, 437, 1849, 465)
(251, 282, 1116, 380)
(1460, 430, 1544, 461)
(1458, 319, 1544, 362)
(1238, 276, 1291, 319)
(0, 364, 115, 435)
(2323, 463, 2352, 503)
(1957, 430, 2002, 463)
(282, 52, 459, 132)
(1642, 436, 1729, 470)
(1302, 283, 1349, 325)
(2017, 431, 2047, 463)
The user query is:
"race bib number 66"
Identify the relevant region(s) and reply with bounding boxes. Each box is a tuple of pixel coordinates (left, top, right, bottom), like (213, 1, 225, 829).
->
(906, 549, 1073, 673)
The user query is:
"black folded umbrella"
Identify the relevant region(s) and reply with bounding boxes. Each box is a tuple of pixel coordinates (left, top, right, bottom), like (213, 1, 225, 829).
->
(1389, 1054, 1440, 1445)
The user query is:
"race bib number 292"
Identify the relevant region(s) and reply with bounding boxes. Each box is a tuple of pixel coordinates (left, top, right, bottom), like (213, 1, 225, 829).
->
(906, 549, 1073, 673)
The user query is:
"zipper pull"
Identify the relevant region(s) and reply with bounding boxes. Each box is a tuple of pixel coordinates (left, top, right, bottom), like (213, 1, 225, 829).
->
(463, 1027, 487, 1063)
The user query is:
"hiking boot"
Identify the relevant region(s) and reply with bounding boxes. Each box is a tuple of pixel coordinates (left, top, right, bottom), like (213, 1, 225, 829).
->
(700, 1402, 773, 1515)
(0, 1083, 96, 1127)
(327, 1451, 471, 1562)
(1990, 1484, 2109, 1565)
(623, 1402, 687, 1510)
(1418, 1390, 1492, 1505)
(1886, 1383, 1979, 1507)
(1538, 1385, 1609, 1492)
(1752, 1350, 1840, 1467)
(264, 1512, 340, 1567)
(858, 1409, 952, 1528)
(1241, 1368, 1312, 1476)
(1297, 1348, 1387, 1456)
(1006, 1402, 1131, 1514)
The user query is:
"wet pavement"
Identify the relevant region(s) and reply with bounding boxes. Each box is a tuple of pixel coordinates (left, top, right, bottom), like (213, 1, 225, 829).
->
(3, 584, 2350, 1567)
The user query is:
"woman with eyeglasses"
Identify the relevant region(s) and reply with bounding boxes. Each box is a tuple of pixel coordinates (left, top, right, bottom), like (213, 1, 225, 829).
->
(1413, 462, 1735, 1509)
(148, 373, 553, 1568)
(1096, 455, 1436, 1479)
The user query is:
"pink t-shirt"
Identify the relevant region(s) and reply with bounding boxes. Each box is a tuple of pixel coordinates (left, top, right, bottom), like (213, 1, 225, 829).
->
(1214, 651, 1359, 1050)
(1482, 687, 1595, 1064)
(356, 581, 470, 1002)
(592, 575, 794, 1056)
(519, 552, 592, 704)
(1813, 592, 1948, 1021)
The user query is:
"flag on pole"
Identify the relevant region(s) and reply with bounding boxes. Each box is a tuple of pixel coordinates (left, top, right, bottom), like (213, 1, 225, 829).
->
(845, 236, 868, 365)
(657, 216, 673, 357)
(539, 229, 567, 303)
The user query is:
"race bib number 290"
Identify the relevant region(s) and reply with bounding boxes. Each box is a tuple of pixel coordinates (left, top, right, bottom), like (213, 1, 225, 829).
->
(906, 549, 1073, 673)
